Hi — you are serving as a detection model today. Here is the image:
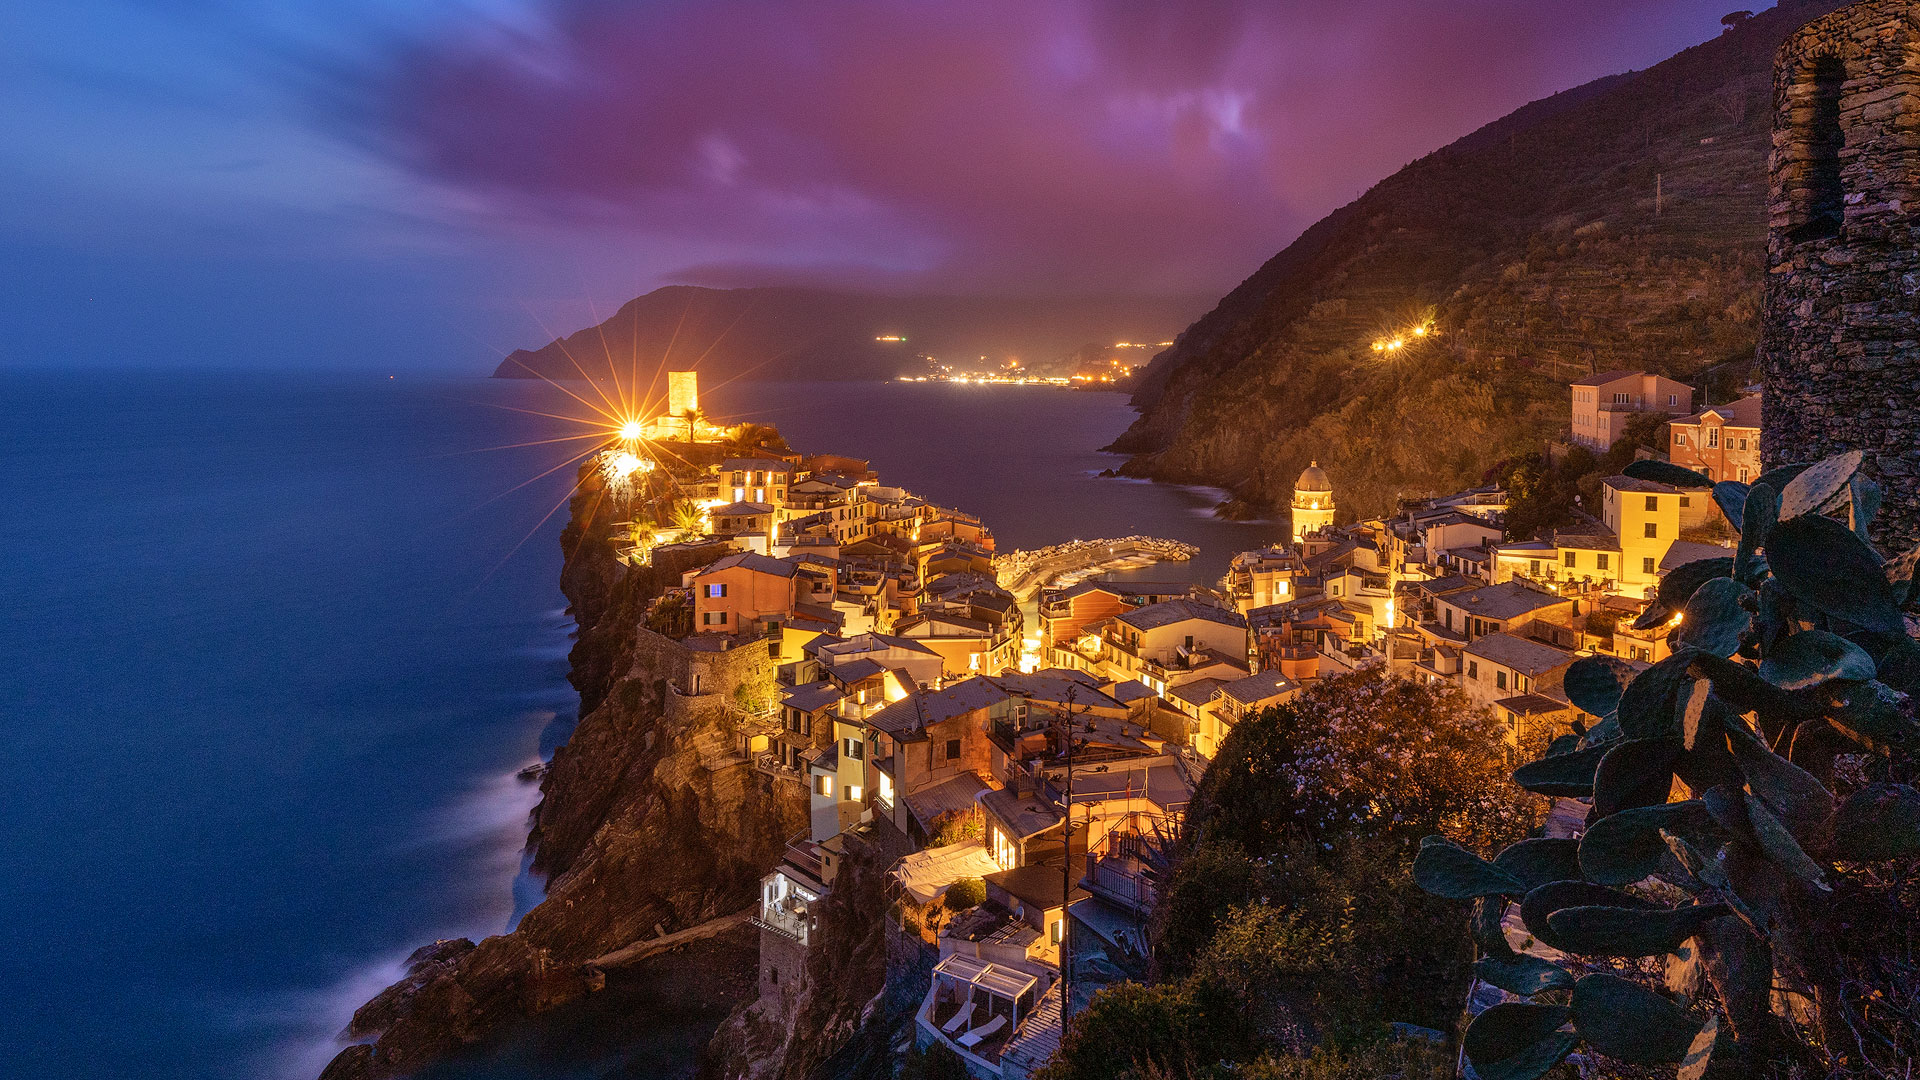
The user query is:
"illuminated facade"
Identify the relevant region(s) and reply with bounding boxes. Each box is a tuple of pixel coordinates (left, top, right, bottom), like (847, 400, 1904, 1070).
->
(1290, 461, 1336, 543)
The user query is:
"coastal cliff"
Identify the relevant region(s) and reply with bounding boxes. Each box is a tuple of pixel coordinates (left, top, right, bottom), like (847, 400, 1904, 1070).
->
(1112, 0, 1847, 521)
(320, 464, 808, 1079)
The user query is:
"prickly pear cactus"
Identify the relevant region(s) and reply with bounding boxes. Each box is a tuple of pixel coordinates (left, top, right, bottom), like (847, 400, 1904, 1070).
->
(1416, 450, 1920, 1079)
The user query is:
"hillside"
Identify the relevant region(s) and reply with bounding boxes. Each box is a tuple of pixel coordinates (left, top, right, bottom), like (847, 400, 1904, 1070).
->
(492, 286, 1204, 385)
(1112, 0, 1848, 520)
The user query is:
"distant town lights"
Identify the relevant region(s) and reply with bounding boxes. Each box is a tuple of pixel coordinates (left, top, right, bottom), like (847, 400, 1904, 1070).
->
(1370, 321, 1435, 354)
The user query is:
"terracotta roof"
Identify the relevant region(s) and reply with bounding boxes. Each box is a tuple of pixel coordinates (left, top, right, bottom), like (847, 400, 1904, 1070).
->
(1676, 393, 1761, 428)
(1570, 369, 1647, 386)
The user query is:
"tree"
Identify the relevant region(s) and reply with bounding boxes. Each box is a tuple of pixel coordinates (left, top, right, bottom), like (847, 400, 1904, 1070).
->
(670, 499, 706, 538)
(1046, 669, 1539, 1079)
(681, 407, 707, 443)
(943, 877, 985, 912)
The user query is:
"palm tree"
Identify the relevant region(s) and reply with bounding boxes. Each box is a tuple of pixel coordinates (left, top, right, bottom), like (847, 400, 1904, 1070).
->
(627, 518, 657, 549)
(670, 499, 706, 538)
(681, 407, 707, 443)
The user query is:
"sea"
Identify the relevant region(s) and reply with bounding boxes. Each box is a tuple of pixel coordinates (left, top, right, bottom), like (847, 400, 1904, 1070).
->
(0, 372, 1281, 1080)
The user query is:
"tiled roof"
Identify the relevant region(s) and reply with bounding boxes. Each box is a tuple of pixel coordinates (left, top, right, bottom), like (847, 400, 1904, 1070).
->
(1677, 393, 1761, 428)
(865, 676, 1010, 736)
(1494, 693, 1573, 716)
(1603, 475, 1684, 495)
(698, 551, 796, 577)
(781, 681, 844, 713)
(1570, 369, 1646, 386)
(1465, 632, 1576, 676)
(711, 501, 776, 516)
(1443, 581, 1569, 621)
(1219, 669, 1297, 705)
(980, 787, 1062, 840)
(1115, 599, 1246, 632)
(1661, 540, 1735, 571)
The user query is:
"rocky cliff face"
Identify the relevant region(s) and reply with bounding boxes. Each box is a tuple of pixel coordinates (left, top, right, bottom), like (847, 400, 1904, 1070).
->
(705, 824, 932, 1080)
(319, 465, 808, 1080)
(1114, 0, 1849, 521)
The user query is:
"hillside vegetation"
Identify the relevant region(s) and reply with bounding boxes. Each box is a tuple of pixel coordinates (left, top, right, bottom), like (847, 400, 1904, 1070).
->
(1113, 0, 1847, 520)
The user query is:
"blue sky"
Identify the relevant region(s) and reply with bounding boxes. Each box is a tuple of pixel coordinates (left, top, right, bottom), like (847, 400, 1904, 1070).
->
(0, 1, 1762, 372)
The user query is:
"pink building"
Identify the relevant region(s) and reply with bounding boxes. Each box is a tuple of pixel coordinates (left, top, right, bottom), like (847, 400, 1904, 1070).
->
(1569, 371, 1695, 451)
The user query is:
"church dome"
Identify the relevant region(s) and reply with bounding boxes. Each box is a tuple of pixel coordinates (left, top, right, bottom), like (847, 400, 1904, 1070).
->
(1295, 461, 1332, 493)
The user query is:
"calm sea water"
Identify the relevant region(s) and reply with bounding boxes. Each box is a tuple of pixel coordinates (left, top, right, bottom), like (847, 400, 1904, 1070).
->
(0, 372, 1282, 1080)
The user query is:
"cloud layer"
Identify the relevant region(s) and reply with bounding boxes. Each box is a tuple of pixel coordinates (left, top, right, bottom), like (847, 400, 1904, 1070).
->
(325, 0, 1736, 296)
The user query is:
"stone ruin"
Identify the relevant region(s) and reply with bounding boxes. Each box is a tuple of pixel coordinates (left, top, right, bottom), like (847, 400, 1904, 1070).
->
(1761, 0, 1920, 545)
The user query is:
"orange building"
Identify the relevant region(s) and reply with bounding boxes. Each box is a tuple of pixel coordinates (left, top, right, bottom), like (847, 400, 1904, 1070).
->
(1569, 371, 1695, 450)
(690, 552, 798, 635)
(1669, 394, 1761, 483)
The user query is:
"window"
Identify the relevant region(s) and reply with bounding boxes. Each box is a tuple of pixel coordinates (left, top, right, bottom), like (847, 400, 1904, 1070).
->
(945, 738, 961, 761)
(1668, 394, 1678, 407)
(846, 785, 862, 802)
(1738, 467, 1750, 482)
(1564, 551, 1577, 568)
(1680, 496, 1690, 508)
(843, 737, 863, 761)
(1596, 553, 1610, 571)
(702, 611, 727, 626)
(1468, 660, 1479, 680)
(1613, 392, 1630, 404)
(1496, 670, 1508, 690)
(1644, 522, 1659, 539)
(815, 775, 832, 797)
(1791, 57, 1847, 243)
(705, 583, 727, 598)
(1676, 433, 1688, 447)
(1529, 559, 1541, 576)
(1051, 918, 1064, 944)
(1643, 557, 1657, 575)
(1645, 495, 1659, 511)
(1706, 428, 1719, 449)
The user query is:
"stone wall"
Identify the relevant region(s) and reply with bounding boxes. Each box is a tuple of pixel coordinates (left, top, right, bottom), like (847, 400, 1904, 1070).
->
(1761, 0, 1920, 546)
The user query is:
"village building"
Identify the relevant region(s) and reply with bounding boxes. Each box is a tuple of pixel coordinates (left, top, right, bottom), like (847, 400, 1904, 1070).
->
(1094, 600, 1250, 696)
(1669, 393, 1762, 483)
(1568, 370, 1695, 450)
(1428, 580, 1575, 644)
(1459, 631, 1576, 712)
(1290, 462, 1336, 543)
(689, 551, 797, 636)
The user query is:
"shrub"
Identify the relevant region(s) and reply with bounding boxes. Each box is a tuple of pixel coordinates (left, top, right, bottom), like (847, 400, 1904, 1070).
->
(943, 877, 986, 912)
(927, 806, 983, 848)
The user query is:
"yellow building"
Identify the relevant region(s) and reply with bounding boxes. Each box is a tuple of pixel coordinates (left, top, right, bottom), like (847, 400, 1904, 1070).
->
(1291, 462, 1336, 543)
(1600, 476, 1684, 595)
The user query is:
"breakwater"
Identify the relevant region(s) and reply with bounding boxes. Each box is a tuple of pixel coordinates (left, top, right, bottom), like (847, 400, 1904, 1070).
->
(994, 536, 1198, 601)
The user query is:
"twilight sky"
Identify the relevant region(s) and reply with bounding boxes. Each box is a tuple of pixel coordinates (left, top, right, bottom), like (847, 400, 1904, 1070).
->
(1, 0, 1759, 371)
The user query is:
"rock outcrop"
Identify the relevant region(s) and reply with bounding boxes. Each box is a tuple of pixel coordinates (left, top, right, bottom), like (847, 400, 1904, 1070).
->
(320, 463, 808, 1078)
(704, 824, 930, 1080)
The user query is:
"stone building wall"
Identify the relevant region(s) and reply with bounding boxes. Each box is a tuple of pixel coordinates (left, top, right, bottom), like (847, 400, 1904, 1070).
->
(1761, 0, 1920, 546)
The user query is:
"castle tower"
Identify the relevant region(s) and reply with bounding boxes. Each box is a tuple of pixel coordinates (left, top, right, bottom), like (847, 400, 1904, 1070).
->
(667, 370, 700, 419)
(1291, 461, 1336, 544)
(1760, 1, 1920, 545)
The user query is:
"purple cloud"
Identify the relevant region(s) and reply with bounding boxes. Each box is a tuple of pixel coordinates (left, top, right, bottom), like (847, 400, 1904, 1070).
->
(328, 0, 1739, 294)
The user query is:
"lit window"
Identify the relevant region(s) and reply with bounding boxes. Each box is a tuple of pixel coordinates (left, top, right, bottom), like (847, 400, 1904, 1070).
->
(816, 775, 832, 797)
(846, 785, 862, 802)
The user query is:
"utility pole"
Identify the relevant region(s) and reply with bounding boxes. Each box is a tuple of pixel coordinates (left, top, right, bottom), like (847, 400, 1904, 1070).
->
(1059, 685, 1077, 1024)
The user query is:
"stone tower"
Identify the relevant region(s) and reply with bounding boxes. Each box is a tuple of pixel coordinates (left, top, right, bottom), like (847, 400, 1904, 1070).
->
(1291, 461, 1336, 543)
(1760, 0, 1920, 545)
(667, 369, 700, 418)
